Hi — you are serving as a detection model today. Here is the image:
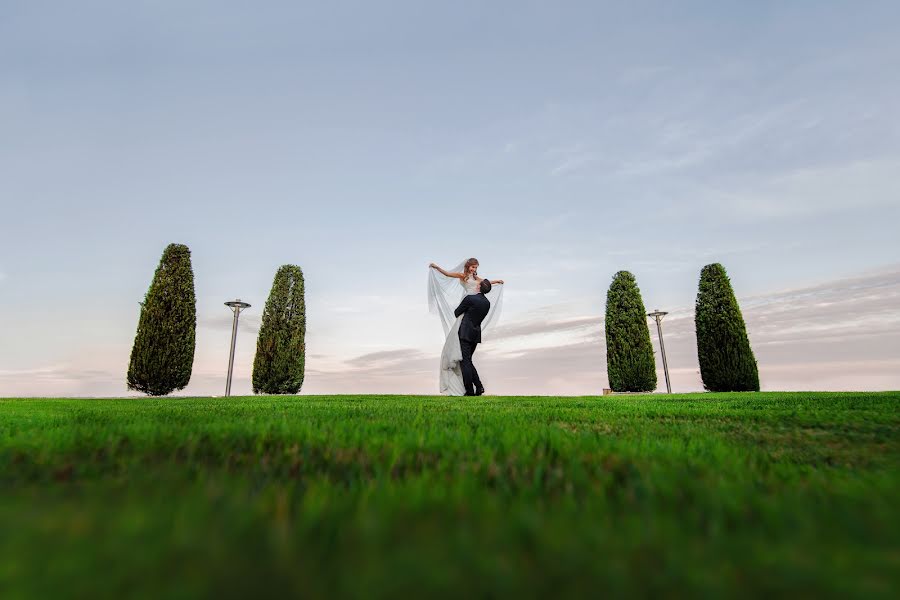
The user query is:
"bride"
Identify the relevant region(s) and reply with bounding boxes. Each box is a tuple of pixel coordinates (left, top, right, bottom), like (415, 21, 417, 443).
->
(428, 258, 505, 395)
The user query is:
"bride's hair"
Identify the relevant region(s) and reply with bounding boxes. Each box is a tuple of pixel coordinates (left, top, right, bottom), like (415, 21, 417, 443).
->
(463, 258, 479, 280)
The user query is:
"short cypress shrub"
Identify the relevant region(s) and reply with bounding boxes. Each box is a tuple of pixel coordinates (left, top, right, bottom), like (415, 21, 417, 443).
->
(127, 243, 197, 396)
(253, 265, 306, 394)
(605, 271, 657, 392)
(695, 263, 760, 392)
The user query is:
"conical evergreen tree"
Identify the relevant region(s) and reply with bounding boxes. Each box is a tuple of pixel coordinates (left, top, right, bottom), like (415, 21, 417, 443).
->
(605, 271, 657, 392)
(127, 243, 196, 396)
(695, 263, 760, 392)
(253, 265, 306, 394)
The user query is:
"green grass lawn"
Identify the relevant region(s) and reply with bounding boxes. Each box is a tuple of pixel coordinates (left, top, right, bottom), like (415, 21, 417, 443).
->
(1, 392, 898, 598)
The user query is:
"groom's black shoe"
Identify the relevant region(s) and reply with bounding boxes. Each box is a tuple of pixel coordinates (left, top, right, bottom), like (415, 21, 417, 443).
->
(475, 387, 485, 396)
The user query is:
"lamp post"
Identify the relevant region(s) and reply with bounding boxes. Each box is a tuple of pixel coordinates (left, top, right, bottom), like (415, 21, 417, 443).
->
(647, 310, 672, 394)
(224, 299, 251, 397)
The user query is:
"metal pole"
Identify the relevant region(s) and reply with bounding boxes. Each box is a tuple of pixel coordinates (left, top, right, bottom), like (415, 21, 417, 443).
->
(225, 304, 241, 397)
(654, 315, 672, 394)
(225, 306, 248, 398)
(223, 299, 251, 398)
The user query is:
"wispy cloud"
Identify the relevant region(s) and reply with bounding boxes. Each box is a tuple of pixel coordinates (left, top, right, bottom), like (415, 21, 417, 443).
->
(699, 157, 900, 221)
(345, 349, 427, 368)
(0, 365, 115, 382)
(618, 65, 672, 85)
(200, 313, 262, 334)
(603, 241, 798, 273)
(0, 365, 123, 398)
(550, 152, 599, 176)
(617, 101, 808, 177)
(491, 315, 599, 341)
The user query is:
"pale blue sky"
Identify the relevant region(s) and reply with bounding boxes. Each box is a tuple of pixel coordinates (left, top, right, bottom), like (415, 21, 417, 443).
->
(2, 1, 899, 395)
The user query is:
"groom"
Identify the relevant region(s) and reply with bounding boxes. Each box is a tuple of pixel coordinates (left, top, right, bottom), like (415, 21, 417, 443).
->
(454, 279, 491, 396)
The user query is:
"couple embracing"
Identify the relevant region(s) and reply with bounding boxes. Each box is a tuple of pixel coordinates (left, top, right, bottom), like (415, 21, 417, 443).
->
(428, 259, 505, 396)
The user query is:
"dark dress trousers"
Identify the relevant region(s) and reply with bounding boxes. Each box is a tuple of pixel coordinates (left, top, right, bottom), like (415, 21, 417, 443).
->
(454, 293, 491, 395)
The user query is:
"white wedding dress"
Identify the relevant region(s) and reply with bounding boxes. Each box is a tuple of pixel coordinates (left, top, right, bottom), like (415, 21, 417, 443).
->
(428, 262, 504, 395)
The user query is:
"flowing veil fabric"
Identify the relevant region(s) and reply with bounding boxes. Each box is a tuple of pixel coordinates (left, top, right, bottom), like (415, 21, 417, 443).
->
(428, 261, 505, 395)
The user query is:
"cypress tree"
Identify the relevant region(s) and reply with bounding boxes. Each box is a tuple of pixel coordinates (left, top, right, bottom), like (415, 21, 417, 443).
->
(127, 243, 197, 396)
(605, 271, 657, 392)
(695, 263, 760, 392)
(253, 265, 306, 394)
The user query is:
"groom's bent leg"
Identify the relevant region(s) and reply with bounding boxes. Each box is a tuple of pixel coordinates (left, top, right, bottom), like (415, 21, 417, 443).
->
(470, 343, 484, 393)
(459, 340, 476, 396)
(472, 367, 483, 393)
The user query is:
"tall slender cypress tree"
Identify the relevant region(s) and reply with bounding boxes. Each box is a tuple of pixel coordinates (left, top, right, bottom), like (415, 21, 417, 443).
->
(127, 243, 197, 396)
(605, 271, 657, 392)
(695, 263, 760, 392)
(253, 265, 306, 394)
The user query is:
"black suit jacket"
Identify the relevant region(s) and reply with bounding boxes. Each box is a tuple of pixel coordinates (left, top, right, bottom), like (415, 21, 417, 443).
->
(454, 293, 490, 344)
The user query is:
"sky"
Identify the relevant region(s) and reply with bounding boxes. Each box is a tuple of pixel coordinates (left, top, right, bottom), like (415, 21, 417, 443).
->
(1, 1, 899, 397)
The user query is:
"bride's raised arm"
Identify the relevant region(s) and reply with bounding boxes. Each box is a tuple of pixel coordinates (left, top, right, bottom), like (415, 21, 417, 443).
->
(430, 263, 465, 279)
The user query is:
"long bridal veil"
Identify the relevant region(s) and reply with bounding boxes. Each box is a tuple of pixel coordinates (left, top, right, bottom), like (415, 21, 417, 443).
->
(427, 260, 505, 336)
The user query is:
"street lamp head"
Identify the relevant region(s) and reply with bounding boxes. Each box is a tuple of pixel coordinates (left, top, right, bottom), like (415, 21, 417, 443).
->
(647, 310, 668, 319)
(225, 299, 251, 309)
